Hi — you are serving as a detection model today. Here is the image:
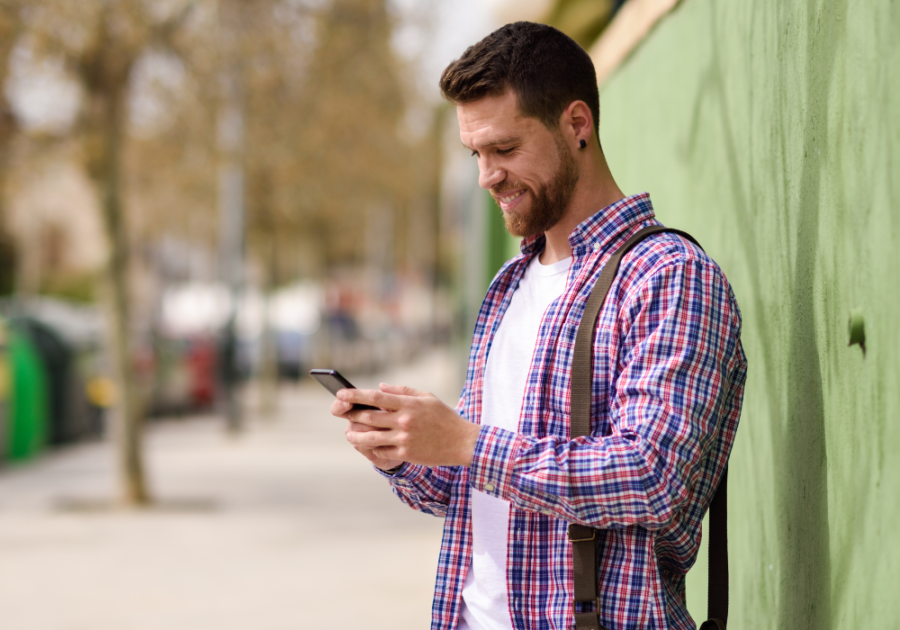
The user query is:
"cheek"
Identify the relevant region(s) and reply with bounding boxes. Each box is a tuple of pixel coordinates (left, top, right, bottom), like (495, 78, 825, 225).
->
(516, 152, 556, 185)
(505, 164, 537, 188)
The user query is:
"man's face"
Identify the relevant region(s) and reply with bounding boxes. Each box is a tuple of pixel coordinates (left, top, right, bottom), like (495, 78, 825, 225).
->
(458, 90, 579, 238)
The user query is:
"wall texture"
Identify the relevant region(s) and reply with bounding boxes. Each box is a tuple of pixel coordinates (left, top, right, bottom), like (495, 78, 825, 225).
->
(599, 0, 899, 626)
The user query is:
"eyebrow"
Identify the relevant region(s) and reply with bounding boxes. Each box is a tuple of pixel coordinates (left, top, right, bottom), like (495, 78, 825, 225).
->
(461, 136, 522, 151)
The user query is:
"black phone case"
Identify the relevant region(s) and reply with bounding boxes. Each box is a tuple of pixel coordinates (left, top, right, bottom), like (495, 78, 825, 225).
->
(309, 369, 378, 410)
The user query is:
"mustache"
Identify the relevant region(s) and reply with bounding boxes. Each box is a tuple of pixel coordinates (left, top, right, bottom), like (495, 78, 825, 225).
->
(490, 181, 527, 196)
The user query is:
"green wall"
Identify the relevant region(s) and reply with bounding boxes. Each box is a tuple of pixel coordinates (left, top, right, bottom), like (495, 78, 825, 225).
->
(599, 0, 899, 626)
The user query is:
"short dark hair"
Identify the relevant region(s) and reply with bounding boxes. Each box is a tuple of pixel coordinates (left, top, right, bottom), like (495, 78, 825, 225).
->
(439, 22, 600, 137)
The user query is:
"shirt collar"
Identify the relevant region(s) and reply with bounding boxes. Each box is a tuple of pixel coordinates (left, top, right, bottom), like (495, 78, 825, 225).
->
(519, 192, 656, 257)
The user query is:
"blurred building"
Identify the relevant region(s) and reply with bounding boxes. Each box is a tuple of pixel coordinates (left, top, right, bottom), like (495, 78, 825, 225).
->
(7, 155, 106, 299)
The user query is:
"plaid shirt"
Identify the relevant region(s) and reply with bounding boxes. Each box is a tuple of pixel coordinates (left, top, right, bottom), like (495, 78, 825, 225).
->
(381, 193, 747, 630)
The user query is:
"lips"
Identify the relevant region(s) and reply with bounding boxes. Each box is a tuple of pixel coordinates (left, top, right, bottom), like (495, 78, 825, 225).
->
(493, 189, 526, 211)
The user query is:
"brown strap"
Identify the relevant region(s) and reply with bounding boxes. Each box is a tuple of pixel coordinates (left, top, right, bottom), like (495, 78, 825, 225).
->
(568, 226, 727, 629)
(570, 226, 700, 439)
(702, 467, 728, 628)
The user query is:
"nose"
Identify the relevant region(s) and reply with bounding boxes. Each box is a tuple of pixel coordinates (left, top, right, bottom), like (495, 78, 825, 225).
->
(478, 157, 505, 191)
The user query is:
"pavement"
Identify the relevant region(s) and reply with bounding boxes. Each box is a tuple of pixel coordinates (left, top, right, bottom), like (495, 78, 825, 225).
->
(0, 347, 468, 630)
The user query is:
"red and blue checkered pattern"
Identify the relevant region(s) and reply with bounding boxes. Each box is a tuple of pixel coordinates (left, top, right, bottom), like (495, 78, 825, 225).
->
(381, 193, 747, 630)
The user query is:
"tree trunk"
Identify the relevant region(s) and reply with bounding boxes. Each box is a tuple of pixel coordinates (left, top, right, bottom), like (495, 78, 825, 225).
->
(216, 82, 245, 433)
(0, 8, 20, 294)
(216, 12, 247, 432)
(0, 105, 18, 295)
(92, 85, 150, 507)
(259, 230, 278, 419)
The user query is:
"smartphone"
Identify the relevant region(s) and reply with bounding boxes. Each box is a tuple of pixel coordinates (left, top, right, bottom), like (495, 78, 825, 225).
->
(309, 369, 379, 410)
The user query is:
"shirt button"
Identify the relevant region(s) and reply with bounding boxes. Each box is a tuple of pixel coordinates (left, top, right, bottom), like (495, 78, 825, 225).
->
(592, 242, 600, 251)
(484, 483, 496, 492)
(542, 509, 553, 516)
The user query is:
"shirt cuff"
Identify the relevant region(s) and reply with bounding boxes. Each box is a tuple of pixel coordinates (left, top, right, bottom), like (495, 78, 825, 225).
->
(374, 462, 408, 477)
(373, 462, 429, 488)
(468, 424, 524, 499)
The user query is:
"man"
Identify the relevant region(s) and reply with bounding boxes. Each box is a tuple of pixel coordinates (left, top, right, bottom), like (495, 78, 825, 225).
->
(331, 22, 746, 630)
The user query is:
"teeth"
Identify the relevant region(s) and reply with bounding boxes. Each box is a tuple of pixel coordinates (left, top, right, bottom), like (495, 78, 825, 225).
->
(498, 191, 523, 204)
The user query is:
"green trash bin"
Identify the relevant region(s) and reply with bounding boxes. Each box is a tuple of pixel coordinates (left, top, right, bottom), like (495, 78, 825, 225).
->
(6, 323, 48, 461)
(15, 317, 92, 445)
(0, 318, 10, 464)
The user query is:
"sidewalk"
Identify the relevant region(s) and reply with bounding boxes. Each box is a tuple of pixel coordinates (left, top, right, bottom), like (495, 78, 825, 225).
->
(0, 347, 467, 630)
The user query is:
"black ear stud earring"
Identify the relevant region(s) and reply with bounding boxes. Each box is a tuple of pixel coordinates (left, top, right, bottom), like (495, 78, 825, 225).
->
(579, 139, 587, 149)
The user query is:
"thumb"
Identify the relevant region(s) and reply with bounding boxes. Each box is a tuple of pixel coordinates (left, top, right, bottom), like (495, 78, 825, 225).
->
(380, 382, 427, 397)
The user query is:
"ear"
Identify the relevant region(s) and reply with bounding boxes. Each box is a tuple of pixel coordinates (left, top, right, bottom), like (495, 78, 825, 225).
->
(561, 100, 594, 149)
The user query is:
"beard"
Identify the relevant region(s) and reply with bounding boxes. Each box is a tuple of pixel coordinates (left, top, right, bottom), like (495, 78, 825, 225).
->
(494, 133, 580, 239)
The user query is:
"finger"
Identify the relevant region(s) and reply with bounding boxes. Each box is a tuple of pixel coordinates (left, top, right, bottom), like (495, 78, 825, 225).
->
(348, 421, 385, 433)
(343, 407, 397, 430)
(330, 399, 353, 418)
(379, 382, 428, 397)
(346, 426, 394, 449)
(372, 445, 400, 460)
(355, 445, 399, 467)
(337, 387, 403, 412)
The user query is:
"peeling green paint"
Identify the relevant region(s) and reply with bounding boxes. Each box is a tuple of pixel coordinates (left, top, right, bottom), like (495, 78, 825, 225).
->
(599, 0, 899, 625)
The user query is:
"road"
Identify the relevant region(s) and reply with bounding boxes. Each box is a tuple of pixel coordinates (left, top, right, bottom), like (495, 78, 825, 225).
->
(0, 348, 467, 630)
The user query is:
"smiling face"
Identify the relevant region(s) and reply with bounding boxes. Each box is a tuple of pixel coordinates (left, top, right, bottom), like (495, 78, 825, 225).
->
(458, 91, 580, 238)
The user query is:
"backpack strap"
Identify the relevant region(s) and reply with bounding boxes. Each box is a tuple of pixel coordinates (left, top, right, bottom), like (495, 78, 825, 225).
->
(568, 225, 728, 630)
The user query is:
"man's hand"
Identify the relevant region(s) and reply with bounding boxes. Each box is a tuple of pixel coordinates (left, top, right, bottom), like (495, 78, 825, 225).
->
(330, 396, 405, 471)
(330, 383, 480, 469)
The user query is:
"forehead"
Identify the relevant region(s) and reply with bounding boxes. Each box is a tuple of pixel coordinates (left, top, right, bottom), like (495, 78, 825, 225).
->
(457, 91, 545, 148)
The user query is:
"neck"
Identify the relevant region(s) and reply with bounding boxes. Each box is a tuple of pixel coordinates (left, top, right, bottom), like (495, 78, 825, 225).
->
(539, 149, 625, 265)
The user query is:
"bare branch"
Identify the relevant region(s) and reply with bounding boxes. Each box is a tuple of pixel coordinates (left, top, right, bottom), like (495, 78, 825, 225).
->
(151, 0, 196, 50)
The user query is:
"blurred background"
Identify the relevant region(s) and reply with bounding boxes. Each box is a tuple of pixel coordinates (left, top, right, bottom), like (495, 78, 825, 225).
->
(0, 0, 898, 628)
(0, 0, 499, 452)
(0, 0, 507, 627)
(0, 1, 562, 628)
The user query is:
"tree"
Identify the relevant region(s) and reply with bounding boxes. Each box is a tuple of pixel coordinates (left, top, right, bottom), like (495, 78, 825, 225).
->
(225, 0, 426, 408)
(298, 0, 411, 268)
(9, 0, 442, 441)
(26, 0, 195, 506)
(0, 1, 23, 293)
(542, 0, 622, 48)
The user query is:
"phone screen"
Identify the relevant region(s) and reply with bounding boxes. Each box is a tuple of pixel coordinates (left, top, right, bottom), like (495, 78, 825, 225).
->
(309, 369, 379, 410)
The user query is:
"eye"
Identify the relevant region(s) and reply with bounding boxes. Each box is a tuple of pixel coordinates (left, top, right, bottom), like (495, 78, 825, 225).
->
(497, 147, 515, 155)
(470, 150, 479, 158)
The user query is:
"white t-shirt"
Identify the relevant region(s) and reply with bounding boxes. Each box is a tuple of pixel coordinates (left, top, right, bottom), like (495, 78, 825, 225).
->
(457, 254, 571, 630)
